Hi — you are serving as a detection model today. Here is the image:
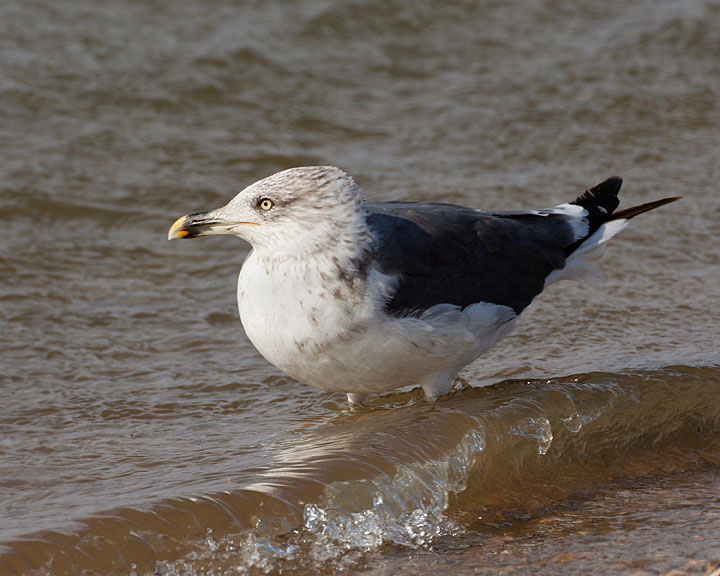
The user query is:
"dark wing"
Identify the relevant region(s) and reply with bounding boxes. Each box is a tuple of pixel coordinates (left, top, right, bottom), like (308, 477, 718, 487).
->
(365, 176, 683, 317)
(366, 201, 580, 315)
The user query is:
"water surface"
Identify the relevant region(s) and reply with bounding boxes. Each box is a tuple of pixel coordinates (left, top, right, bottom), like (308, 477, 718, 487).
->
(1, 0, 719, 574)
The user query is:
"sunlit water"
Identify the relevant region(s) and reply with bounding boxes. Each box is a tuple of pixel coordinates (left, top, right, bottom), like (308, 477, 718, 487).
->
(1, 0, 719, 574)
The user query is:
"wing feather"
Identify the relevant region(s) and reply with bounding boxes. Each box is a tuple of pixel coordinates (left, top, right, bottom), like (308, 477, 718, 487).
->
(366, 202, 580, 315)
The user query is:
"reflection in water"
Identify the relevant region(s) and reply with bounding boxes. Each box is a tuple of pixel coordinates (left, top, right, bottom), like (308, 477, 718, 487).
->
(3, 367, 719, 575)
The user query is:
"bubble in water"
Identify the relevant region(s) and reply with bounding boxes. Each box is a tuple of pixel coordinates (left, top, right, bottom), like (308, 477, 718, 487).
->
(561, 410, 602, 433)
(303, 503, 327, 533)
(510, 417, 553, 455)
(203, 535, 218, 552)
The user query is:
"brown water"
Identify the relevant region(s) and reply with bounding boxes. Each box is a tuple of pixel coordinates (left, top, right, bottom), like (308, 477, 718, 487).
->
(1, 0, 719, 574)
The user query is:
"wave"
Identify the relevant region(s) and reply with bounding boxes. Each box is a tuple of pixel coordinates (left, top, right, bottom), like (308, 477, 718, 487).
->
(2, 365, 719, 575)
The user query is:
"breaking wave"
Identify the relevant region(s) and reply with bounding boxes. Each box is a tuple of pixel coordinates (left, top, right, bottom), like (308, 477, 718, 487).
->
(3, 366, 719, 576)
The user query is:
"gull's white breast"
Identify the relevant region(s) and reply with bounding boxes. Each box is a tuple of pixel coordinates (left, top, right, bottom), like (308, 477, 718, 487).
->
(237, 249, 518, 394)
(237, 249, 376, 390)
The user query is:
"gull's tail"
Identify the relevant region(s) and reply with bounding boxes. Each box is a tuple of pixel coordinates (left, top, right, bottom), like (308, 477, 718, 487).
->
(545, 177, 681, 286)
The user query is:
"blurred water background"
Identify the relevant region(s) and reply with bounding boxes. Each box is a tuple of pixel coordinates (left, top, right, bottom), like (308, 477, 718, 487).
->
(1, 0, 719, 574)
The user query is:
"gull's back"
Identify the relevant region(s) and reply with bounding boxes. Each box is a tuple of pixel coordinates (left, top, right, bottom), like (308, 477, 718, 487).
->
(366, 200, 581, 316)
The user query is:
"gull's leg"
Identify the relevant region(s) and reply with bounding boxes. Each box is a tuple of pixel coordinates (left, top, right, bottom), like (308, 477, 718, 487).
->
(347, 392, 368, 404)
(420, 373, 456, 401)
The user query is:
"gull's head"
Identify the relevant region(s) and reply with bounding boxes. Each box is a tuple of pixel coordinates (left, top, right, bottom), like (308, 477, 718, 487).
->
(168, 166, 365, 254)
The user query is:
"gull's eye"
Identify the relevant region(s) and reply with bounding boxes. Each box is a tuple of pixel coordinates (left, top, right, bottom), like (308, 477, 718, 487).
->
(257, 198, 274, 211)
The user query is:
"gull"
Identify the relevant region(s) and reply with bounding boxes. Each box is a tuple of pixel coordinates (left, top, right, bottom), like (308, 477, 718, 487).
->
(168, 166, 679, 403)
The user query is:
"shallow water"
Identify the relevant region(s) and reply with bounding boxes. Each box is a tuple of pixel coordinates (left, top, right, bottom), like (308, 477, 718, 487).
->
(1, 0, 719, 574)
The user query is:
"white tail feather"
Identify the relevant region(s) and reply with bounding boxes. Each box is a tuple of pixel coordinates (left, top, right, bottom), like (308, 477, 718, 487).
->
(544, 219, 629, 288)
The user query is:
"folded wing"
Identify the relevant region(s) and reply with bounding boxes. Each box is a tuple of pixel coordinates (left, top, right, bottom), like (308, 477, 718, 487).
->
(366, 177, 678, 316)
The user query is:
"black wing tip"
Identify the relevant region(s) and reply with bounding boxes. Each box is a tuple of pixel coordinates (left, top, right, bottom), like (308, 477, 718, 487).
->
(573, 175, 622, 203)
(572, 176, 623, 219)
